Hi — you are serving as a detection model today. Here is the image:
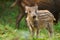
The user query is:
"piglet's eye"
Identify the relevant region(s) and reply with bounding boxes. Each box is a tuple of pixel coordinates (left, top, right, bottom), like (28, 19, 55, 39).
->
(29, 11, 31, 13)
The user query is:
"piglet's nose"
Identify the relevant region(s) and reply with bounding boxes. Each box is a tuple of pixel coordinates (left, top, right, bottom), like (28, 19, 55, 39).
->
(33, 16, 36, 19)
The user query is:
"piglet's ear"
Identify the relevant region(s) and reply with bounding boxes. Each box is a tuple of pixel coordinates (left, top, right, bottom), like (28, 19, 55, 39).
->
(34, 4, 38, 10)
(25, 6, 29, 13)
(35, 5, 38, 10)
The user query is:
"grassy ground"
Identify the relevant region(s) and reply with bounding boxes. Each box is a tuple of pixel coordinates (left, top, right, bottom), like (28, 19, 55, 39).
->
(0, 21, 60, 40)
(0, 1, 60, 40)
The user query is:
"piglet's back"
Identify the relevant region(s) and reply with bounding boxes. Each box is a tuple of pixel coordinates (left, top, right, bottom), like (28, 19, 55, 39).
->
(37, 10, 56, 21)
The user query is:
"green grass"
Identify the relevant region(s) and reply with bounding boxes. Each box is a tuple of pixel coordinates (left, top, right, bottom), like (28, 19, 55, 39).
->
(0, 22, 60, 40)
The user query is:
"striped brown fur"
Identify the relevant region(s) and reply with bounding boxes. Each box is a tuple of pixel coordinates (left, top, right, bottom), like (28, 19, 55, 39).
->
(25, 6, 55, 38)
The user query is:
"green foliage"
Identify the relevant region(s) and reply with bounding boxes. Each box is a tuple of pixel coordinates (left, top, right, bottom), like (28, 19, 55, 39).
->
(0, 23, 60, 40)
(54, 22, 60, 33)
